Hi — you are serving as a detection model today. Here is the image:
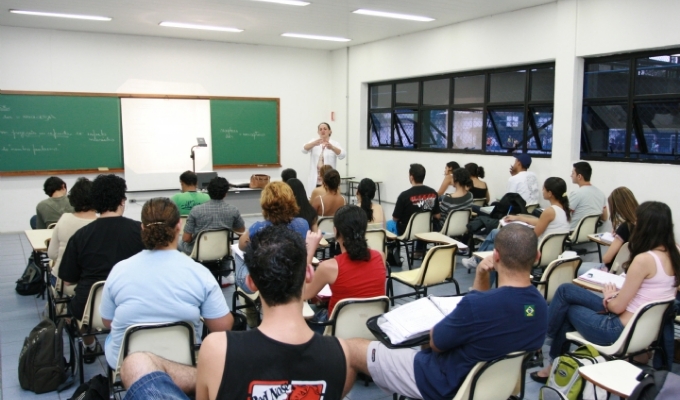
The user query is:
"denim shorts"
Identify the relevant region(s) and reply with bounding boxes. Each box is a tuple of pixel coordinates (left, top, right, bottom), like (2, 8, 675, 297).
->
(125, 371, 190, 400)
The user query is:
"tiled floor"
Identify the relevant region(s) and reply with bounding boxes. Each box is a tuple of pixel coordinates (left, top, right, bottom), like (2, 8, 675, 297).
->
(1, 221, 676, 399)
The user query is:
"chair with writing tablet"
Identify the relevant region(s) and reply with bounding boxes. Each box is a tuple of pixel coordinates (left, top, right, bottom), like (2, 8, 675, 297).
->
(608, 242, 630, 275)
(532, 256, 581, 303)
(534, 232, 569, 270)
(439, 209, 470, 240)
(70, 281, 108, 384)
(109, 321, 196, 397)
(471, 198, 486, 207)
(566, 214, 602, 262)
(189, 228, 234, 285)
(396, 210, 432, 270)
(387, 243, 459, 306)
(309, 296, 390, 339)
(317, 217, 335, 259)
(564, 299, 674, 369)
(179, 216, 188, 234)
(525, 204, 539, 214)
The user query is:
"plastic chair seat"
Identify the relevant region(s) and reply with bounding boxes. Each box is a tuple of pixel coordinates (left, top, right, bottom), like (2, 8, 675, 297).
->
(390, 268, 424, 286)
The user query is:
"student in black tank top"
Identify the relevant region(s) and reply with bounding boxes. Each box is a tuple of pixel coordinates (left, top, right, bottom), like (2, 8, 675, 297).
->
(119, 226, 356, 400)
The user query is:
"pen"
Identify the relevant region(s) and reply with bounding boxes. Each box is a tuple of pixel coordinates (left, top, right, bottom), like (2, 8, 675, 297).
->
(506, 206, 512, 216)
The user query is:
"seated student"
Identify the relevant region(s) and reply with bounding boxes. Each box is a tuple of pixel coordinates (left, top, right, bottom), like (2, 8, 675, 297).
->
(281, 167, 297, 182)
(578, 186, 639, 275)
(35, 176, 75, 228)
(436, 168, 473, 232)
(346, 224, 547, 400)
(310, 164, 334, 200)
(237, 182, 309, 292)
(357, 178, 385, 229)
(287, 178, 319, 232)
(47, 177, 97, 297)
(100, 198, 233, 369)
(507, 154, 540, 206)
(180, 176, 246, 255)
(465, 163, 490, 205)
(463, 177, 571, 270)
(436, 161, 460, 196)
(59, 174, 145, 362)
(569, 161, 608, 230)
(531, 201, 679, 382)
(311, 169, 346, 217)
(393, 163, 441, 235)
(171, 170, 210, 216)
(304, 205, 386, 325)
(119, 225, 357, 400)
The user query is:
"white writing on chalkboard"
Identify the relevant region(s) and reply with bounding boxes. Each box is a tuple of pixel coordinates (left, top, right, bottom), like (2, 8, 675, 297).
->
(220, 128, 266, 140)
(221, 128, 237, 139)
(1, 113, 57, 121)
(0, 129, 115, 141)
(0, 105, 10, 112)
(1, 144, 60, 155)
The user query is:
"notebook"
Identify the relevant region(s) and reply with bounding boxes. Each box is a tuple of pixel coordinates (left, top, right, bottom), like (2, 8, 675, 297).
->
(377, 296, 464, 344)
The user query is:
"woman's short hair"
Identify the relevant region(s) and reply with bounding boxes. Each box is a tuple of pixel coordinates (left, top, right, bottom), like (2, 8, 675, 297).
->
(323, 170, 341, 191)
(141, 198, 180, 249)
(68, 177, 94, 212)
(261, 182, 300, 225)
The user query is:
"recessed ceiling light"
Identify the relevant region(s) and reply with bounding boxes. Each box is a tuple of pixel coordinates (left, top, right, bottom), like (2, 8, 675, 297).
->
(251, 0, 310, 6)
(159, 21, 243, 33)
(9, 9, 112, 21)
(281, 33, 350, 42)
(352, 9, 434, 22)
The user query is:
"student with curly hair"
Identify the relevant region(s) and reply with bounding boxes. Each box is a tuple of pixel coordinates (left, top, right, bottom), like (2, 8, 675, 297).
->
(59, 174, 145, 363)
(100, 198, 233, 369)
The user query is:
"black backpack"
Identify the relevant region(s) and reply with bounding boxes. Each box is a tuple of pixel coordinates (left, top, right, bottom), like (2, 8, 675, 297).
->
(630, 369, 680, 400)
(489, 192, 527, 219)
(15, 254, 45, 296)
(18, 318, 76, 394)
(68, 374, 109, 400)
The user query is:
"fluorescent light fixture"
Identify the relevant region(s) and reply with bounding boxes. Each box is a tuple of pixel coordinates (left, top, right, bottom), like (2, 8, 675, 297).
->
(352, 9, 434, 22)
(251, 0, 310, 5)
(9, 9, 112, 21)
(281, 33, 350, 42)
(159, 21, 243, 32)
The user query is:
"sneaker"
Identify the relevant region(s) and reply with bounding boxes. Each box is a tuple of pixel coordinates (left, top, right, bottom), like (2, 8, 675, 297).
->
(461, 257, 478, 271)
(221, 273, 235, 288)
(83, 342, 102, 364)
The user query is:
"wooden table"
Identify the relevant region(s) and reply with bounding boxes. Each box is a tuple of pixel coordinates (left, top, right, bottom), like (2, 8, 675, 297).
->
(25, 229, 53, 252)
(588, 234, 612, 263)
(415, 232, 468, 250)
(579, 360, 642, 398)
(572, 278, 605, 292)
(385, 230, 397, 241)
(473, 251, 493, 259)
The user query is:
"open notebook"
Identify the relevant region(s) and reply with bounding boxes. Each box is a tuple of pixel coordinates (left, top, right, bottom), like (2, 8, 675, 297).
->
(577, 268, 626, 289)
(378, 296, 464, 344)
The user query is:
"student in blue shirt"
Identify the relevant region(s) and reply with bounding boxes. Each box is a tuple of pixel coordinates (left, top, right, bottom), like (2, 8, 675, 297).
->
(347, 224, 548, 400)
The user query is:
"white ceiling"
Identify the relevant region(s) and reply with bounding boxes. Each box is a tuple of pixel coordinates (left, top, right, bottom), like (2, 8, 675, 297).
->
(0, 0, 555, 50)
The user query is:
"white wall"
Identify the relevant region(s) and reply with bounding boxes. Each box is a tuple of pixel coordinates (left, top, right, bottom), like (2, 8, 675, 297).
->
(342, 0, 680, 234)
(0, 26, 333, 232)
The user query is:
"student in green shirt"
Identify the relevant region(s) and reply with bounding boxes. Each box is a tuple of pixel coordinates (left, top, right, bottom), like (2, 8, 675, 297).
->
(171, 171, 210, 216)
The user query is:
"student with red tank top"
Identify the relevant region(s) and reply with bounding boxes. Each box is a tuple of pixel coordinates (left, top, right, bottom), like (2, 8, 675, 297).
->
(119, 226, 357, 400)
(305, 205, 386, 325)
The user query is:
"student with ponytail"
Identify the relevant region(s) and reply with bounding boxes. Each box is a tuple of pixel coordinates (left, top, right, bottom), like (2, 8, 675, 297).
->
(100, 198, 233, 369)
(357, 178, 385, 229)
(304, 205, 386, 326)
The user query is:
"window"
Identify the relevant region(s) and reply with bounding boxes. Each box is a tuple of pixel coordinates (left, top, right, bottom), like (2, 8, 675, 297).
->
(367, 63, 555, 155)
(581, 49, 680, 163)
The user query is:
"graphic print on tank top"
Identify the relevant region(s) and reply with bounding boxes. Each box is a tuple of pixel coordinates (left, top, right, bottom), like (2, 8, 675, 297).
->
(248, 380, 328, 400)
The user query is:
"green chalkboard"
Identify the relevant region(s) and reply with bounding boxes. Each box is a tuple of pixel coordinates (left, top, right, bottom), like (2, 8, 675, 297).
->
(0, 94, 122, 173)
(210, 99, 280, 167)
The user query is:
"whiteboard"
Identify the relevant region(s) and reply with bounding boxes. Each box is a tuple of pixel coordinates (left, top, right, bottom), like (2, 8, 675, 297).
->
(121, 98, 212, 191)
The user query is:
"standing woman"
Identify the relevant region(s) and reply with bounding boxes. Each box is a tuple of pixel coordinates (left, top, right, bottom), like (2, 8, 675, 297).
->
(437, 161, 460, 196)
(465, 163, 490, 205)
(302, 122, 346, 196)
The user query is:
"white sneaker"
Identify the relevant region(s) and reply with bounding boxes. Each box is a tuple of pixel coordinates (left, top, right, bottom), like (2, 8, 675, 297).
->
(222, 273, 235, 286)
(461, 257, 478, 271)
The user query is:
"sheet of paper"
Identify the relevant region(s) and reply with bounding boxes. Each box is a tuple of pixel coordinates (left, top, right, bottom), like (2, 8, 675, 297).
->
(318, 284, 332, 297)
(428, 296, 464, 316)
(378, 296, 462, 344)
(578, 268, 625, 289)
(480, 206, 495, 214)
(231, 243, 244, 260)
(599, 232, 615, 243)
(500, 219, 534, 228)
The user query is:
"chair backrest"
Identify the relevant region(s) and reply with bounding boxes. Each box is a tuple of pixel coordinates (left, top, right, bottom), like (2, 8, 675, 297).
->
(526, 204, 538, 213)
(536, 233, 568, 268)
(609, 242, 630, 275)
(401, 210, 432, 241)
(539, 257, 582, 302)
(471, 198, 486, 207)
(569, 214, 601, 244)
(80, 280, 107, 331)
(47, 223, 57, 229)
(179, 216, 188, 233)
(452, 352, 526, 400)
(317, 217, 335, 238)
(439, 209, 470, 238)
(418, 243, 457, 286)
(325, 296, 390, 339)
(190, 229, 231, 262)
(113, 321, 196, 384)
(615, 300, 673, 356)
(365, 229, 387, 256)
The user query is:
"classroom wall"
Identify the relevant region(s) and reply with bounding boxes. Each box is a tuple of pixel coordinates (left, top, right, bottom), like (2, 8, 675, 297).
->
(0, 26, 336, 232)
(341, 0, 680, 235)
